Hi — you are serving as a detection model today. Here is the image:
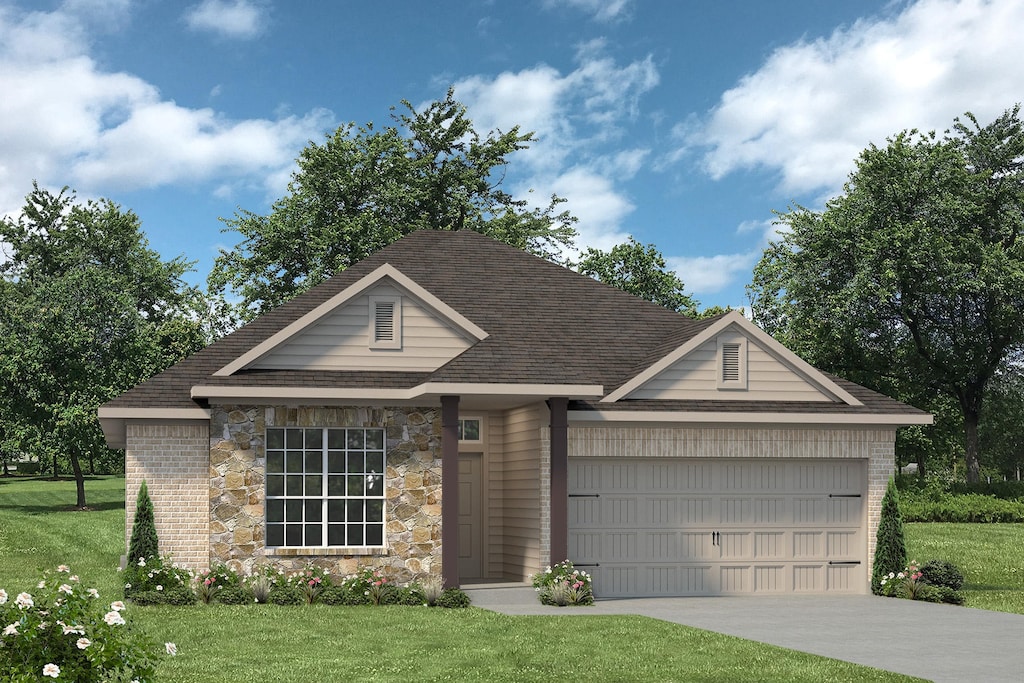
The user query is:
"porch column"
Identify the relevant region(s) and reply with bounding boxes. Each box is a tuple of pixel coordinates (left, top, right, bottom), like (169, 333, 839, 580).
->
(441, 395, 460, 588)
(549, 397, 569, 565)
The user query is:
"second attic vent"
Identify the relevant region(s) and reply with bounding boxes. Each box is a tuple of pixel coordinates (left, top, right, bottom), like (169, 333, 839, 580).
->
(369, 295, 401, 349)
(374, 301, 395, 342)
(721, 343, 741, 382)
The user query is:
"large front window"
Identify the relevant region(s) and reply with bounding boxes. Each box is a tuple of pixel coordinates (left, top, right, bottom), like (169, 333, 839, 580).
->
(265, 427, 385, 548)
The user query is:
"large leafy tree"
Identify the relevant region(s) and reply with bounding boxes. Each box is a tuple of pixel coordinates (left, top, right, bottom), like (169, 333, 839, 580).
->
(0, 184, 208, 507)
(575, 237, 699, 315)
(211, 89, 577, 319)
(749, 107, 1024, 483)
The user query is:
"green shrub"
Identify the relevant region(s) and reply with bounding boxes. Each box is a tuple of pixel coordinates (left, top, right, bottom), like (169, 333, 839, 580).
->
(15, 461, 40, 475)
(215, 586, 253, 605)
(126, 481, 159, 567)
(319, 585, 363, 606)
(123, 555, 192, 600)
(0, 565, 175, 681)
(899, 489, 1024, 522)
(337, 567, 390, 605)
(435, 587, 471, 609)
(269, 586, 304, 606)
(131, 586, 196, 606)
(381, 585, 426, 606)
(871, 479, 907, 594)
(920, 559, 965, 591)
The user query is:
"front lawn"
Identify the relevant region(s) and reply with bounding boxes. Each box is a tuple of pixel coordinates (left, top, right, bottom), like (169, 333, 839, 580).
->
(0, 476, 950, 681)
(905, 522, 1024, 614)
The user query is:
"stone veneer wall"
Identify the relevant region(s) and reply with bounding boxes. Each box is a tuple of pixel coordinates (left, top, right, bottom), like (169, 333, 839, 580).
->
(125, 422, 210, 569)
(539, 425, 897, 583)
(209, 405, 442, 583)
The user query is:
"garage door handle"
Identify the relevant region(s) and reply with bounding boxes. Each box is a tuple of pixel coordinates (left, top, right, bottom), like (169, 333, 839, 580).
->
(829, 494, 862, 498)
(569, 494, 600, 498)
(828, 561, 861, 565)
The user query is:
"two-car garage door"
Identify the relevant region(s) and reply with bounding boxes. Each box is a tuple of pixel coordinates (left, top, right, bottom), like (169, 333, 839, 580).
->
(568, 458, 867, 597)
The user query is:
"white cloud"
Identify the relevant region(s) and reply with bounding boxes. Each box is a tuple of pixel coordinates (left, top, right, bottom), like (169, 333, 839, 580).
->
(544, 0, 633, 22)
(668, 252, 759, 296)
(689, 0, 1024, 197)
(452, 42, 658, 255)
(184, 0, 266, 40)
(0, 2, 330, 217)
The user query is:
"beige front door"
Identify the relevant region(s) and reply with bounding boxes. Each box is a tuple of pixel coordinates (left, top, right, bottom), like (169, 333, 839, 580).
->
(458, 454, 484, 580)
(568, 458, 867, 597)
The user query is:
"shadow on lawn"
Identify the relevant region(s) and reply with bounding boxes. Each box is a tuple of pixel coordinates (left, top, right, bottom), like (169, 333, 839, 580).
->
(0, 476, 124, 514)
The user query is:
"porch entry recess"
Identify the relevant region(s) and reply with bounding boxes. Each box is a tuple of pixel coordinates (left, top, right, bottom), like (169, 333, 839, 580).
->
(568, 458, 866, 597)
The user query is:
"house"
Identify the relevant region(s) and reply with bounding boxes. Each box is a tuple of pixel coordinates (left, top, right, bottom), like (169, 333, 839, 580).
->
(98, 230, 930, 597)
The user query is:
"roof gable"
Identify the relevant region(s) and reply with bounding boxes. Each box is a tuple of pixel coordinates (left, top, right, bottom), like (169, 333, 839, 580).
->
(214, 263, 488, 376)
(603, 311, 863, 406)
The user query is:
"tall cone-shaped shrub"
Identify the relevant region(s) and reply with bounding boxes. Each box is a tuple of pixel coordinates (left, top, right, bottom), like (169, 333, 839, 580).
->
(871, 478, 907, 594)
(128, 480, 159, 564)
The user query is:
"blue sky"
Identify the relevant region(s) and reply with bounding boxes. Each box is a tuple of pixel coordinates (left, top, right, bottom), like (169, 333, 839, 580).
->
(2, 0, 1023, 309)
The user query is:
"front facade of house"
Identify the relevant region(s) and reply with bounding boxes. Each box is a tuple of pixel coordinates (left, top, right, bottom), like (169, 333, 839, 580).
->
(100, 231, 930, 597)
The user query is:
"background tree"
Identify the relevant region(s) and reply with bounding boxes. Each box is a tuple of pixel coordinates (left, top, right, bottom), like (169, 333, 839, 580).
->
(979, 365, 1024, 480)
(0, 184, 209, 507)
(749, 107, 1024, 483)
(575, 237, 699, 315)
(211, 89, 577, 320)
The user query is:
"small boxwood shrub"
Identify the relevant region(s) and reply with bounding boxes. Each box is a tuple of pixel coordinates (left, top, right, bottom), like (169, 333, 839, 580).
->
(269, 586, 304, 606)
(920, 559, 965, 591)
(131, 585, 196, 606)
(381, 585, 426, 606)
(435, 587, 471, 608)
(216, 585, 254, 605)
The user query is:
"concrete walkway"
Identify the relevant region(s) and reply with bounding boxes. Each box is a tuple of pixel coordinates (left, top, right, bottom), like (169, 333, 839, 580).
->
(463, 584, 1024, 683)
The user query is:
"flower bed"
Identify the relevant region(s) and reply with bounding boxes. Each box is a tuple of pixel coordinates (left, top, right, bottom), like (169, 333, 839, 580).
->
(531, 560, 594, 606)
(0, 565, 176, 682)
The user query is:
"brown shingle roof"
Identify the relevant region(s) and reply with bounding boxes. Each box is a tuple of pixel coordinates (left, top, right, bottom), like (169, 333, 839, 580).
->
(103, 230, 925, 418)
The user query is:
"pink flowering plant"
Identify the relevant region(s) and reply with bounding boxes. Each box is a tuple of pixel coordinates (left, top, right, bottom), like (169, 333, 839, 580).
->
(338, 567, 392, 605)
(282, 565, 331, 605)
(878, 561, 930, 600)
(0, 565, 175, 682)
(531, 560, 594, 606)
(193, 563, 243, 604)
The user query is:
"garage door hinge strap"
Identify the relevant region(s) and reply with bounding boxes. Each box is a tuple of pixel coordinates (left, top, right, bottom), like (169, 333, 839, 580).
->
(568, 494, 600, 498)
(828, 494, 862, 498)
(828, 561, 861, 565)
(573, 563, 600, 567)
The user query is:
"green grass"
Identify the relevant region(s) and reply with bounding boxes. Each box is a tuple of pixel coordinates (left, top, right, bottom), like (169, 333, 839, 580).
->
(906, 522, 1024, 614)
(0, 476, 926, 682)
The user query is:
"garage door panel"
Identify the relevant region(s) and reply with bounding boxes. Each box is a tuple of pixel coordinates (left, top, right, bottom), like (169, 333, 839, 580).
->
(680, 498, 713, 523)
(793, 531, 823, 558)
(754, 531, 785, 558)
(719, 497, 752, 523)
(754, 565, 786, 592)
(568, 458, 867, 597)
(794, 565, 824, 591)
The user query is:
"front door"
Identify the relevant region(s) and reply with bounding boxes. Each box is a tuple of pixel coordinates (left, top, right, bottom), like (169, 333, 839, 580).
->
(458, 454, 484, 580)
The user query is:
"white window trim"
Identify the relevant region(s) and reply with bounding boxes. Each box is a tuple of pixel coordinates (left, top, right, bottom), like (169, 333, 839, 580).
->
(264, 427, 387, 549)
(369, 295, 402, 350)
(716, 333, 748, 390)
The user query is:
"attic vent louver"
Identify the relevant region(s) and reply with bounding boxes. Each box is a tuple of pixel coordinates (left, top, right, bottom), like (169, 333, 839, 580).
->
(374, 301, 395, 342)
(721, 343, 741, 382)
(369, 294, 401, 349)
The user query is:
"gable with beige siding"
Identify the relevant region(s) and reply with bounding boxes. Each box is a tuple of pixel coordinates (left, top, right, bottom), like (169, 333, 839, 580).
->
(628, 334, 832, 402)
(251, 282, 474, 372)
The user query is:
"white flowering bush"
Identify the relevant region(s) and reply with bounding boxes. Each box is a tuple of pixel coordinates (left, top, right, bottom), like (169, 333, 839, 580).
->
(531, 560, 594, 606)
(0, 565, 175, 682)
(122, 554, 194, 605)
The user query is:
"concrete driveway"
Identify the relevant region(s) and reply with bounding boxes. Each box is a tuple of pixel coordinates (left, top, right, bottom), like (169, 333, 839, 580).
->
(464, 584, 1024, 682)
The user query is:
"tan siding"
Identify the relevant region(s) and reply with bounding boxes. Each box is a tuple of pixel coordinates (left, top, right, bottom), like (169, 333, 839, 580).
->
(252, 283, 472, 371)
(125, 421, 209, 571)
(499, 404, 543, 579)
(630, 337, 831, 401)
(485, 413, 505, 578)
